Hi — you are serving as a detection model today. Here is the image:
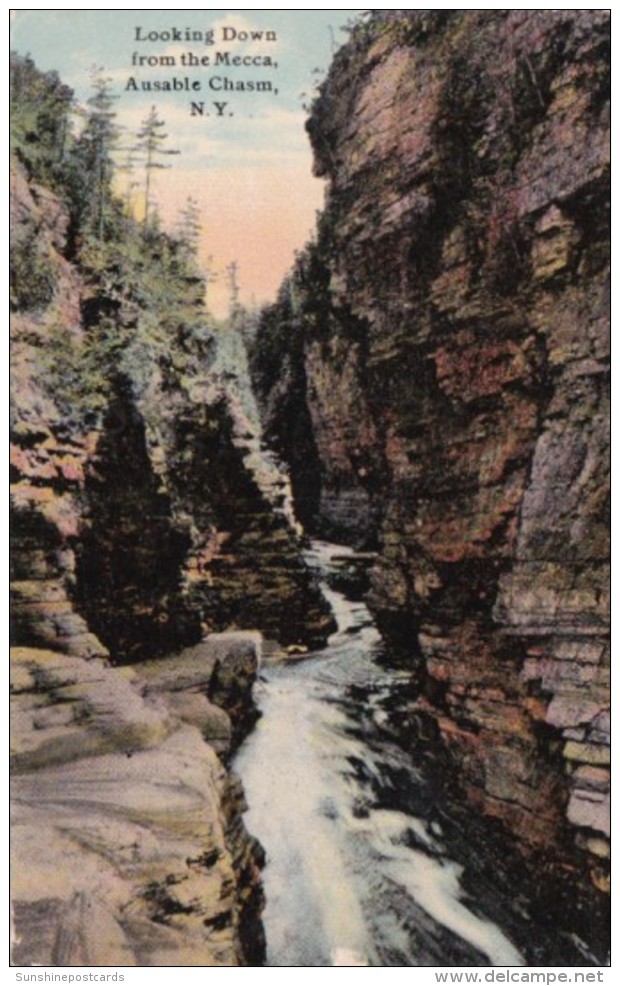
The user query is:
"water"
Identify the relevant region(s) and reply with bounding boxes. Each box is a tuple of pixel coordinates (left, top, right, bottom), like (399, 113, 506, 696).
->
(234, 541, 525, 967)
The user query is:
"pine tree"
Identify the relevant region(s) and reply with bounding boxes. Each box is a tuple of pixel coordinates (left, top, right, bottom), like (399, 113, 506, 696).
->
(10, 52, 74, 184)
(85, 67, 120, 238)
(117, 150, 140, 214)
(134, 106, 180, 225)
(204, 254, 219, 310)
(69, 66, 120, 240)
(226, 261, 241, 322)
(177, 196, 202, 258)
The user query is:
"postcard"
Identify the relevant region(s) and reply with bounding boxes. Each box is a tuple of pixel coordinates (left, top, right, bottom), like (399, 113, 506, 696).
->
(10, 8, 610, 971)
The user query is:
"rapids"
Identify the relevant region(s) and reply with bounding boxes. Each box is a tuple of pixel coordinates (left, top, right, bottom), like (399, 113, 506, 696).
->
(234, 541, 525, 967)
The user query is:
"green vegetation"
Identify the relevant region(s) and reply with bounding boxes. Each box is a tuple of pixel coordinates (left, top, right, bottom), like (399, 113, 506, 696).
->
(10, 52, 213, 423)
(10, 52, 73, 188)
(176, 196, 202, 260)
(67, 67, 121, 242)
(249, 210, 334, 393)
(9, 212, 55, 311)
(134, 105, 180, 225)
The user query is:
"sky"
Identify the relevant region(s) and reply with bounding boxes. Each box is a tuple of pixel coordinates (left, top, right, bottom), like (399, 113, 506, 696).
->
(11, 9, 364, 317)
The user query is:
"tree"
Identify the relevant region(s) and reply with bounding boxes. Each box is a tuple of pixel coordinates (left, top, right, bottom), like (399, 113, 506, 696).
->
(176, 196, 202, 258)
(226, 260, 241, 318)
(69, 66, 120, 240)
(84, 67, 121, 237)
(203, 255, 219, 310)
(134, 106, 180, 225)
(116, 150, 141, 214)
(10, 51, 74, 184)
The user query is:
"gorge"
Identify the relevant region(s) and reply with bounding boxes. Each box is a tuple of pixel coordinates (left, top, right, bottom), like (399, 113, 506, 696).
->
(10, 9, 609, 968)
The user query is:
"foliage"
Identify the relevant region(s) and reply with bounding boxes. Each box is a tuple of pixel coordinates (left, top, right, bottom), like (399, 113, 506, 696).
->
(76, 212, 211, 391)
(249, 210, 335, 398)
(134, 105, 180, 224)
(38, 319, 121, 426)
(11, 53, 213, 421)
(176, 196, 202, 258)
(10, 51, 73, 187)
(65, 66, 121, 241)
(9, 210, 55, 311)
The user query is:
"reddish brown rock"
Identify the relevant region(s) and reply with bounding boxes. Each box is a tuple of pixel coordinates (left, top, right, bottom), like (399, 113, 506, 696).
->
(10, 642, 265, 966)
(10, 154, 333, 663)
(254, 9, 609, 917)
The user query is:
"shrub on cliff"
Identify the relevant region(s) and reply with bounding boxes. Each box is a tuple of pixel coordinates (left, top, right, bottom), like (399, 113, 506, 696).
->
(9, 210, 55, 311)
(10, 52, 73, 188)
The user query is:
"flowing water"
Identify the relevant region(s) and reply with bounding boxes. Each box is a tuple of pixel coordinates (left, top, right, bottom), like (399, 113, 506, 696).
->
(234, 541, 525, 967)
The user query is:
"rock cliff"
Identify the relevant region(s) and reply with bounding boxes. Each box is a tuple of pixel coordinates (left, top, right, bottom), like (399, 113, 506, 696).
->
(11, 635, 265, 966)
(9, 75, 330, 964)
(252, 8, 609, 940)
(10, 159, 332, 659)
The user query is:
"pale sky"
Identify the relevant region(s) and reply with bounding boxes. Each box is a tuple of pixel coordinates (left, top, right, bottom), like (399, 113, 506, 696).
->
(11, 9, 364, 316)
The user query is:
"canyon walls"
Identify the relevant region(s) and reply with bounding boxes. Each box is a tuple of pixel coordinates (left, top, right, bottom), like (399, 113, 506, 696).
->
(10, 158, 332, 660)
(252, 9, 610, 932)
(9, 68, 331, 962)
(11, 13, 611, 962)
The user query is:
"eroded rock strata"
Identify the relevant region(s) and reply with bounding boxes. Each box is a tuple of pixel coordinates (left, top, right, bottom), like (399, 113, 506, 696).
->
(10, 160, 332, 660)
(10, 98, 330, 964)
(252, 8, 609, 939)
(11, 637, 265, 966)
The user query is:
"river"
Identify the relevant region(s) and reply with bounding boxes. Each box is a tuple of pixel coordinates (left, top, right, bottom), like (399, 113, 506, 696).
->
(234, 540, 525, 967)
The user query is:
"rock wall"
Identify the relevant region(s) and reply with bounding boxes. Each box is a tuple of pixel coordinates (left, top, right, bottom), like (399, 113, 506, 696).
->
(11, 636, 265, 966)
(255, 9, 610, 924)
(10, 162, 332, 660)
(9, 155, 330, 965)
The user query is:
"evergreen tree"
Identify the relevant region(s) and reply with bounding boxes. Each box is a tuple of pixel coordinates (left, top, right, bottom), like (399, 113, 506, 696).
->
(10, 51, 74, 184)
(134, 106, 180, 225)
(177, 196, 202, 258)
(226, 260, 241, 317)
(68, 66, 120, 241)
(204, 255, 219, 311)
(117, 150, 141, 214)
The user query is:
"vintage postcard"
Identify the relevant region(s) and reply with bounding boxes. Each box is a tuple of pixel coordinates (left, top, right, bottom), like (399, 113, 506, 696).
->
(10, 8, 610, 971)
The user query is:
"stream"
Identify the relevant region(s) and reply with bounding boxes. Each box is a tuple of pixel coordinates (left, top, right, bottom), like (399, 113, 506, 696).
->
(234, 541, 525, 967)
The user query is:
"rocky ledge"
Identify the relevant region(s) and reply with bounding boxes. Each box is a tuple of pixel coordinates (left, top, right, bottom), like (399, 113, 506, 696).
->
(11, 634, 265, 966)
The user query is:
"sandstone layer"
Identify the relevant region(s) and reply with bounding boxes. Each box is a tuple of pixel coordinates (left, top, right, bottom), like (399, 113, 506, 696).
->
(253, 9, 610, 931)
(11, 636, 265, 966)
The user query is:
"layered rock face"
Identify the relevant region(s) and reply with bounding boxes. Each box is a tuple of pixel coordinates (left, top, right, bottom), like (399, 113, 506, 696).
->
(10, 162, 332, 660)
(11, 636, 265, 966)
(9, 153, 330, 964)
(255, 9, 610, 920)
